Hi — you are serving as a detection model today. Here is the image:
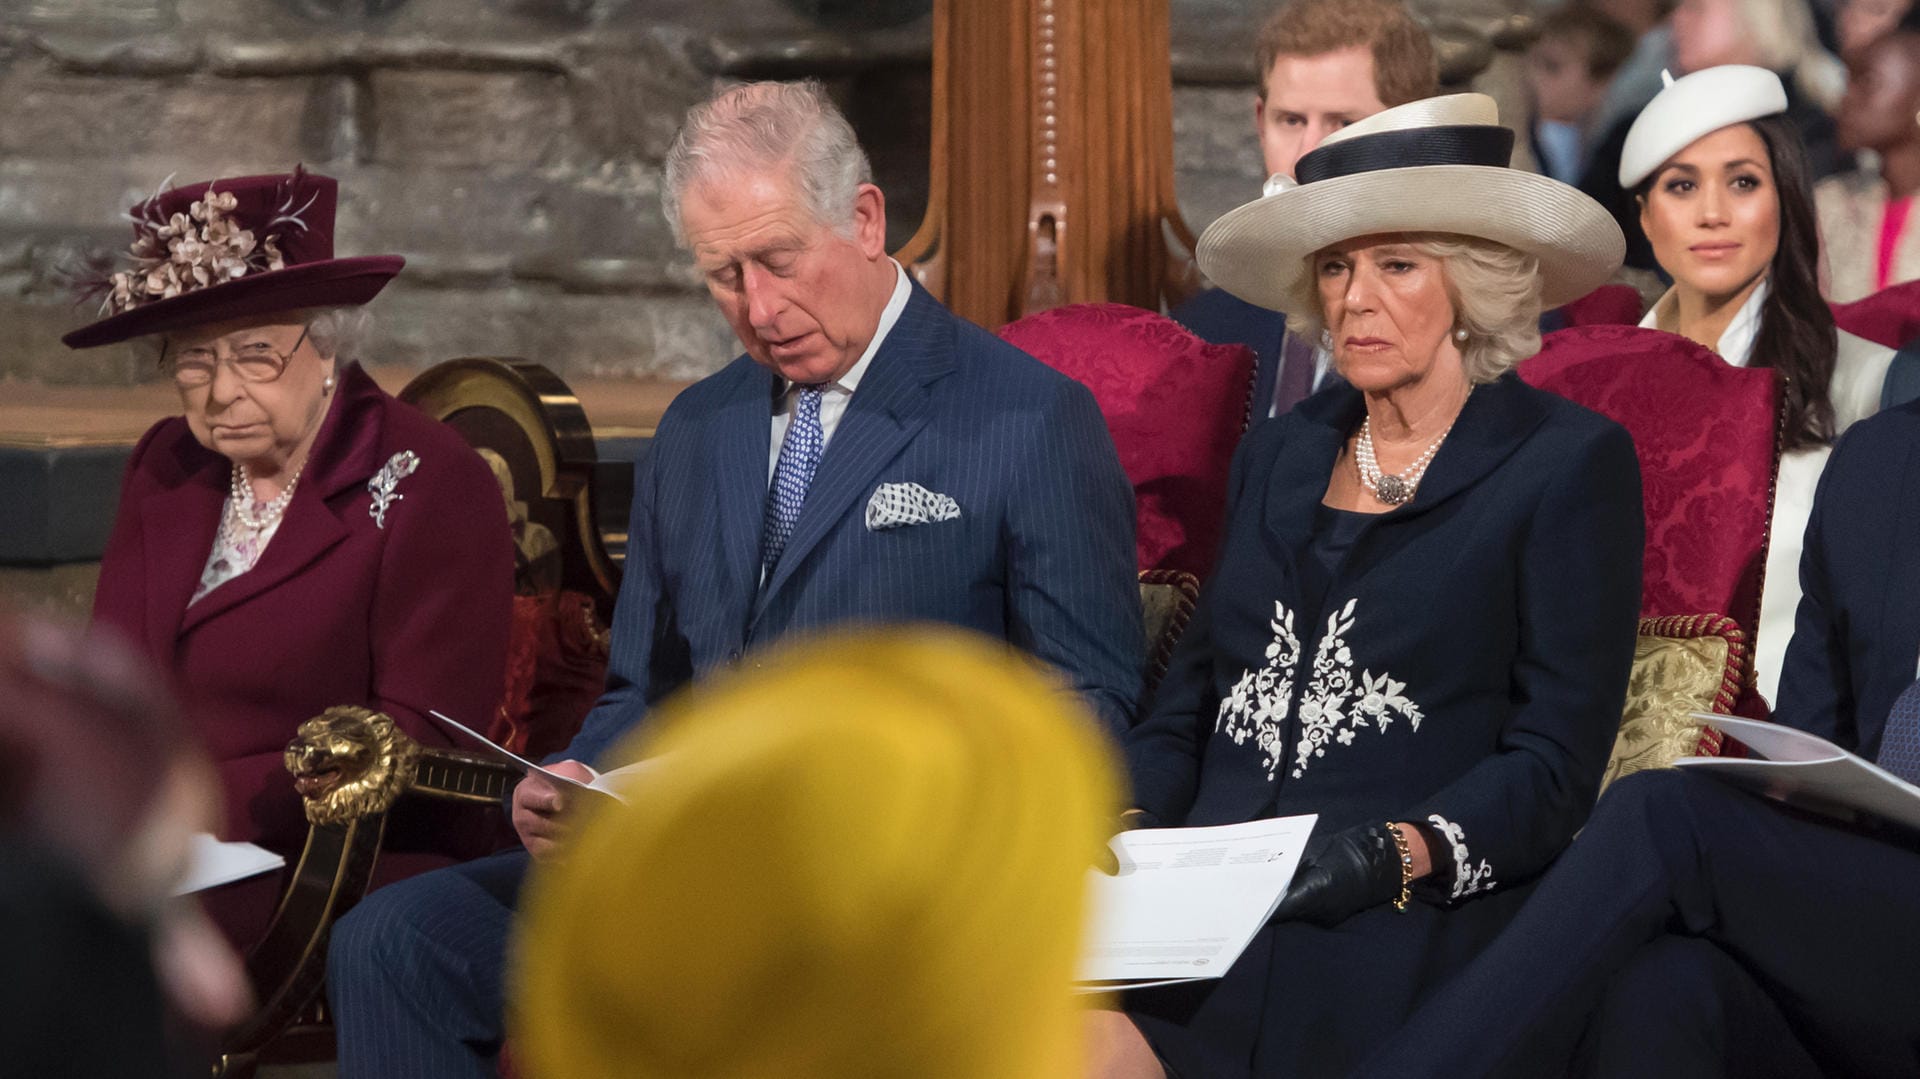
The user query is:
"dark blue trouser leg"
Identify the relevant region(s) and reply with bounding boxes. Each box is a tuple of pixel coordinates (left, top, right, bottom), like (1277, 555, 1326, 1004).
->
(327, 848, 530, 1079)
(1353, 769, 1920, 1079)
(1572, 937, 1820, 1079)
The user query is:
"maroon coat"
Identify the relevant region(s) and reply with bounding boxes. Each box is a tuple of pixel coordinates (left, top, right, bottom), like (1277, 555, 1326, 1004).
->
(91, 363, 513, 942)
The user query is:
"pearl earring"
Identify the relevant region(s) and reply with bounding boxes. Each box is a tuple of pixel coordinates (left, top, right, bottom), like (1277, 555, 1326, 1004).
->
(322, 373, 336, 394)
(1453, 327, 1470, 344)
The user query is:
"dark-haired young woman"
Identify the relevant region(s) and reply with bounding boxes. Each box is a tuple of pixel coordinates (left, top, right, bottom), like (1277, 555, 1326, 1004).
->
(1625, 65, 1894, 706)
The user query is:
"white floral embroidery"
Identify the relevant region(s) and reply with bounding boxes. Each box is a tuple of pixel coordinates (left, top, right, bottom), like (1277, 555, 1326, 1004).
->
(1215, 597, 1424, 779)
(1214, 601, 1301, 778)
(1427, 813, 1496, 899)
(367, 450, 420, 529)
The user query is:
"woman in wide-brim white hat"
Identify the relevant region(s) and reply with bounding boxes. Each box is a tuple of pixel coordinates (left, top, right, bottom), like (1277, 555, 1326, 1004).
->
(1620, 63, 1894, 707)
(1092, 95, 1646, 1078)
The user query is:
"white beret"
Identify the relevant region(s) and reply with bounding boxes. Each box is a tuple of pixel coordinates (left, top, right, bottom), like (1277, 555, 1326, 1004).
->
(1618, 65, 1789, 189)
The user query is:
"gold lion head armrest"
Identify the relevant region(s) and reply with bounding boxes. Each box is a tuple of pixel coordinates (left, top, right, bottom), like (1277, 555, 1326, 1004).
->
(284, 706, 422, 827)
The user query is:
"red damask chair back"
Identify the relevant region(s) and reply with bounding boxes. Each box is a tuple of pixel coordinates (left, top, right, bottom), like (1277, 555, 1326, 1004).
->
(1831, 279, 1920, 349)
(1553, 284, 1645, 327)
(1520, 326, 1780, 717)
(997, 303, 1256, 580)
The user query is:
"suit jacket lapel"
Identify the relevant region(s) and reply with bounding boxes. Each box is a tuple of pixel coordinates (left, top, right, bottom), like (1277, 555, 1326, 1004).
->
(714, 362, 779, 617)
(1264, 375, 1549, 548)
(1263, 388, 1359, 548)
(1880, 422, 1920, 683)
(178, 364, 384, 634)
(142, 445, 226, 657)
(753, 287, 953, 621)
(1383, 374, 1550, 523)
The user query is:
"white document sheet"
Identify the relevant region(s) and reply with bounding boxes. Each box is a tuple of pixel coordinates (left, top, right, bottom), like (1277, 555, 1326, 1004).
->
(175, 835, 285, 896)
(1675, 714, 1920, 832)
(1078, 814, 1318, 990)
(426, 710, 637, 802)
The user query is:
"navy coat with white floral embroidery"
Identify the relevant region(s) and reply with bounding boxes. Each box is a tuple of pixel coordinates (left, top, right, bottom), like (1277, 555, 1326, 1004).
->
(1123, 371, 1642, 1079)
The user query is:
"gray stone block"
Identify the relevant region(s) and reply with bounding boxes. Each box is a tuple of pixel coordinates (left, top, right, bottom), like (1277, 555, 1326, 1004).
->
(0, 66, 331, 165)
(355, 280, 734, 380)
(366, 69, 571, 168)
(569, 36, 708, 164)
(8, 0, 178, 30)
(1173, 85, 1261, 178)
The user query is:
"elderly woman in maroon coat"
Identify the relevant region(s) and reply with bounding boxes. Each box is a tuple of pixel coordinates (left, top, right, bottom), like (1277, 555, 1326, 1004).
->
(66, 170, 514, 949)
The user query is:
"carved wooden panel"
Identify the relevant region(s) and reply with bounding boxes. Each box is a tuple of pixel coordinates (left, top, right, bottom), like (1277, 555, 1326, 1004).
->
(899, 0, 1198, 327)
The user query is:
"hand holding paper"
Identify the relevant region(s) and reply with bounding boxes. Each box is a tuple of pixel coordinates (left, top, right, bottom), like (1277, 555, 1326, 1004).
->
(426, 710, 656, 858)
(513, 760, 596, 859)
(1079, 814, 1317, 990)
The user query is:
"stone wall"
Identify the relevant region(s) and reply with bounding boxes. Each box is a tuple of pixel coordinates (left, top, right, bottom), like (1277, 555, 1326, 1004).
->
(0, 0, 1519, 387)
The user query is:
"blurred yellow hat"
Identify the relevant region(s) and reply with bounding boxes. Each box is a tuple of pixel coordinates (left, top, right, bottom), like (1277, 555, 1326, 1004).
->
(511, 625, 1122, 1079)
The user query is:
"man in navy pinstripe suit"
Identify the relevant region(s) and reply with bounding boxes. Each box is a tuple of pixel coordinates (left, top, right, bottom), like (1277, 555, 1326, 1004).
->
(325, 81, 1142, 1077)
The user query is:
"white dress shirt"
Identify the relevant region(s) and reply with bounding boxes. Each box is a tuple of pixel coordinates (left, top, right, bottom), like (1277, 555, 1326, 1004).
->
(1640, 281, 1894, 708)
(768, 259, 912, 481)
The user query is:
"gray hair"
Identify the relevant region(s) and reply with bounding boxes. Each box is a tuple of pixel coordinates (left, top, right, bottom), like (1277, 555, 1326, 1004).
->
(660, 80, 873, 245)
(300, 305, 371, 363)
(1284, 234, 1543, 385)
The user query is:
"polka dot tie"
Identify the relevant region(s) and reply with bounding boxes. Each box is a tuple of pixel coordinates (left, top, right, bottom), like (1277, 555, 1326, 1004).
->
(761, 386, 825, 576)
(1876, 677, 1920, 785)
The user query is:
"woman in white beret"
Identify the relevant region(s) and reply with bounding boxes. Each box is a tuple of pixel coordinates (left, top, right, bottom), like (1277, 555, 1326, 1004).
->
(1621, 64, 1895, 707)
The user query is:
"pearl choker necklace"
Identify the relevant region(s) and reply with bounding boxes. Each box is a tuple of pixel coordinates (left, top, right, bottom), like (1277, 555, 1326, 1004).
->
(1355, 405, 1465, 507)
(229, 463, 303, 531)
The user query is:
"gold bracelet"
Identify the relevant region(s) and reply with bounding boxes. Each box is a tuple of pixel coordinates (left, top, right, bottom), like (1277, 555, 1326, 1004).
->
(1386, 822, 1413, 913)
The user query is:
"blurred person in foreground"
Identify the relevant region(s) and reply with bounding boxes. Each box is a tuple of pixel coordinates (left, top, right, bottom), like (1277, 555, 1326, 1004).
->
(326, 79, 1142, 1079)
(1819, 12, 1920, 300)
(64, 169, 516, 949)
(1089, 93, 1642, 1078)
(510, 626, 1121, 1079)
(1173, 0, 1438, 427)
(0, 606, 249, 1076)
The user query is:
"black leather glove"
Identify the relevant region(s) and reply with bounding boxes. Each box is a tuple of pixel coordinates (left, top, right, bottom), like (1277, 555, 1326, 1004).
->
(1270, 822, 1406, 927)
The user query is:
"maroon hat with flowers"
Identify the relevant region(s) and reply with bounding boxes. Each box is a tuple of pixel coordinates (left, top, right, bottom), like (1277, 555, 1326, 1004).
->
(63, 168, 403, 349)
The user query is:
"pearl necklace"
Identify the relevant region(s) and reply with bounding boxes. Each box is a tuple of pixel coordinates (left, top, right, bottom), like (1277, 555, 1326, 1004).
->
(228, 462, 303, 532)
(1355, 405, 1464, 507)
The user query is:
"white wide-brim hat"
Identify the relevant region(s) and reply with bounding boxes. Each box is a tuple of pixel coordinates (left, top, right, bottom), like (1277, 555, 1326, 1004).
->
(1196, 94, 1625, 311)
(1618, 65, 1788, 189)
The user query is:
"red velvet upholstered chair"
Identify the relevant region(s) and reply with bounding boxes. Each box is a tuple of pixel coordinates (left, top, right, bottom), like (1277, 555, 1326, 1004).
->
(1520, 325, 1782, 769)
(998, 304, 1255, 692)
(1831, 279, 1920, 349)
(997, 303, 1257, 580)
(1553, 283, 1645, 327)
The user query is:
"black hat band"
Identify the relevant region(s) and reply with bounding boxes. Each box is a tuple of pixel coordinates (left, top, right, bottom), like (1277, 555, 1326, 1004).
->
(1294, 125, 1516, 186)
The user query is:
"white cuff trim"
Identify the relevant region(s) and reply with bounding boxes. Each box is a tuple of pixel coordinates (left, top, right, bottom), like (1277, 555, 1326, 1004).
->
(1426, 813, 1497, 899)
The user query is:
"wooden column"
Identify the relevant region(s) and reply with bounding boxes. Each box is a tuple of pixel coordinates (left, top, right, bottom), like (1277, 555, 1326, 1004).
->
(895, 0, 1198, 328)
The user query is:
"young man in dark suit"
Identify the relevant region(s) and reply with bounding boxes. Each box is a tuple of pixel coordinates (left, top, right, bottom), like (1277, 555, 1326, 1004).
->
(325, 80, 1144, 1079)
(1354, 397, 1920, 1078)
(1172, 0, 1437, 425)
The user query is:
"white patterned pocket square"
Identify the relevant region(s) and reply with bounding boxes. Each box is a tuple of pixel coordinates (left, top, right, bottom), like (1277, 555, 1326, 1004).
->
(865, 481, 962, 531)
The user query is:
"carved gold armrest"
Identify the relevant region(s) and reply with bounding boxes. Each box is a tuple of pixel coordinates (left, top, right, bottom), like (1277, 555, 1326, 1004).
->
(217, 708, 523, 1076)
